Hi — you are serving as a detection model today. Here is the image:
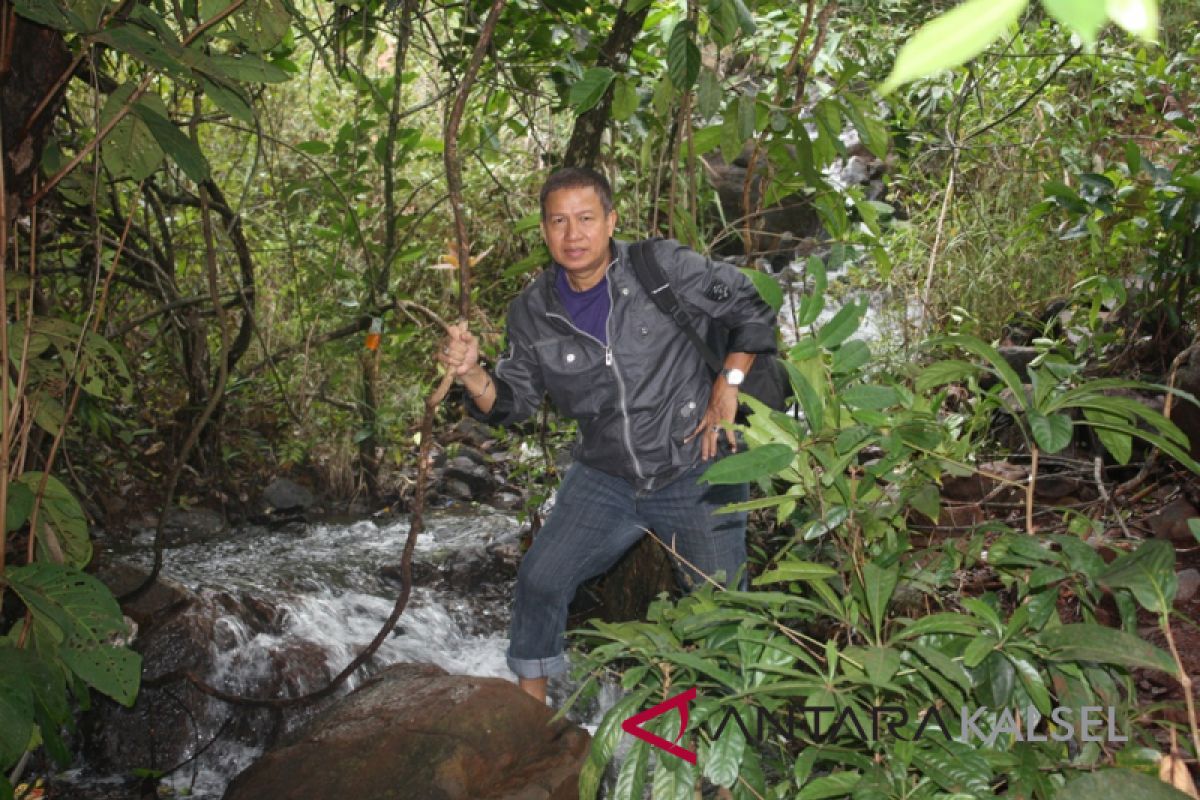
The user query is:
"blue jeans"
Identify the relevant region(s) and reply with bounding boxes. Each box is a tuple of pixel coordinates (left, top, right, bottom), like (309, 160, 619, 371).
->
(507, 460, 749, 680)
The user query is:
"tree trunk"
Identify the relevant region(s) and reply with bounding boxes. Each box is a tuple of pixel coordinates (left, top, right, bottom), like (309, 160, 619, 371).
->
(1, 10, 72, 211)
(562, 0, 650, 169)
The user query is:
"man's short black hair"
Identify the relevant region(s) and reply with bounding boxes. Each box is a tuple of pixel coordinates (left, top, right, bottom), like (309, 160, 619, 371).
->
(539, 167, 613, 218)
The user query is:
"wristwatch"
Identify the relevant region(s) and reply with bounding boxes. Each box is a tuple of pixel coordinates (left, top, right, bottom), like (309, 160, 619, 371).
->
(723, 367, 745, 387)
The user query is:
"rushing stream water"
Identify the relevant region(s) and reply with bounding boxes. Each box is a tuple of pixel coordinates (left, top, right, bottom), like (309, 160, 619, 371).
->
(60, 509, 589, 798)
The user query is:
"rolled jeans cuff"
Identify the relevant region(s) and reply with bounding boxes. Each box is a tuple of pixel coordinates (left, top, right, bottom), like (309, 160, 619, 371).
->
(507, 652, 568, 680)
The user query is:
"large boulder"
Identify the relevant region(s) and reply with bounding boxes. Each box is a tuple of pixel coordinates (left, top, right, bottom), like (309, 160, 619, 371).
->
(1174, 343, 1200, 460)
(222, 663, 589, 800)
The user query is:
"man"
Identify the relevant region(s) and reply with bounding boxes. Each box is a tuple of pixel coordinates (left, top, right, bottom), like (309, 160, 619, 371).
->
(437, 167, 777, 702)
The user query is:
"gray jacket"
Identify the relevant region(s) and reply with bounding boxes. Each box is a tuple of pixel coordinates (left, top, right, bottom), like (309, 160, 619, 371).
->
(469, 238, 777, 491)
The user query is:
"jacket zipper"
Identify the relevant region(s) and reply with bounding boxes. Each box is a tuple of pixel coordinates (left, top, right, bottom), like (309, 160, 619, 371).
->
(545, 278, 645, 481)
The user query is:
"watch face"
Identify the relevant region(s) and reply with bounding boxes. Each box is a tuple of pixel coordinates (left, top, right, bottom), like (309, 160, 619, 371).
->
(726, 368, 745, 386)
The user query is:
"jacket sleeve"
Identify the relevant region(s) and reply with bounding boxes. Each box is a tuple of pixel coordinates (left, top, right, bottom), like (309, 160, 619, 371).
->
(465, 298, 545, 426)
(650, 238, 778, 354)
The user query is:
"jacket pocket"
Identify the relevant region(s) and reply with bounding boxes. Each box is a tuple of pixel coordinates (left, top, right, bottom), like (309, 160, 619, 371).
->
(535, 339, 608, 417)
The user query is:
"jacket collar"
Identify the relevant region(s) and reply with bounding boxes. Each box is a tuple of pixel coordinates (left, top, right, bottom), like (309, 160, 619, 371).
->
(539, 239, 628, 313)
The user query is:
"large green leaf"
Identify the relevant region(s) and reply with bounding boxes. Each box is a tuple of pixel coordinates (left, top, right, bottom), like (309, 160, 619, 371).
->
(206, 53, 291, 83)
(840, 384, 900, 410)
(1097, 539, 1177, 613)
(1038, 624, 1176, 674)
(702, 715, 744, 788)
(862, 562, 898, 638)
(701, 443, 794, 484)
(131, 99, 211, 184)
(915, 359, 978, 393)
(739, 268, 783, 312)
(5, 482, 34, 532)
(880, 0, 1028, 94)
(1043, 0, 1109, 42)
(58, 645, 141, 706)
(18, 473, 90, 568)
(753, 560, 837, 586)
(1059, 769, 1192, 800)
(667, 21, 701, 92)
(611, 738, 648, 800)
(796, 771, 861, 800)
(816, 299, 866, 350)
(1029, 410, 1073, 453)
(100, 84, 164, 180)
(94, 26, 190, 77)
(2, 564, 128, 649)
(569, 68, 616, 114)
(611, 77, 639, 121)
(579, 690, 648, 800)
(697, 69, 722, 118)
(0, 645, 36, 771)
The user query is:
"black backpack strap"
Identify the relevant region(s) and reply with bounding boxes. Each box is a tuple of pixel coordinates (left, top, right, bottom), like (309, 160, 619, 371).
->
(628, 240, 724, 374)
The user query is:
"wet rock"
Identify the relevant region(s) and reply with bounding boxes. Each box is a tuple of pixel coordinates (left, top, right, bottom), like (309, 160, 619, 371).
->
(1151, 498, 1200, 545)
(162, 507, 227, 545)
(440, 478, 476, 502)
(91, 560, 193, 628)
(447, 418, 497, 450)
(570, 534, 675, 626)
(222, 662, 589, 800)
(443, 457, 497, 499)
(492, 491, 525, 511)
(262, 477, 316, 512)
(1175, 344, 1200, 459)
(1177, 569, 1200, 606)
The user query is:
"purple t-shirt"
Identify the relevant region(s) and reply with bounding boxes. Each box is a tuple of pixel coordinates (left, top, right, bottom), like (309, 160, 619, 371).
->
(556, 268, 611, 344)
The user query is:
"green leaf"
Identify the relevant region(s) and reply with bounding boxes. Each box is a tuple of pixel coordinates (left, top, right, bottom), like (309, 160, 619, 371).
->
(1189, 518, 1200, 544)
(667, 21, 701, 92)
(1105, 0, 1159, 41)
(1083, 408, 1132, 463)
(1097, 539, 1177, 613)
(696, 69, 722, 118)
(863, 562, 898, 638)
(100, 84, 164, 180)
(1042, 0, 1109, 43)
(296, 140, 329, 155)
(0, 645, 37, 770)
(228, 0, 291, 50)
(893, 613, 982, 641)
(915, 359, 978, 393)
(728, 0, 755, 34)
(206, 53, 291, 83)
(816, 298, 866, 349)
(131, 100, 210, 183)
(579, 690, 648, 800)
(94, 26, 189, 77)
(909, 483, 940, 523)
(802, 506, 850, 541)
(13, 0, 87, 32)
(701, 443, 794, 484)
(2, 563, 128, 649)
(18, 473, 90, 568)
(200, 77, 255, 124)
(1059, 769, 1193, 800)
(611, 739, 648, 799)
(796, 771, 861, 800)
(59, 644, 141, 706)
(739, 268, 782, 312)
(935, 334, 1027, 402)
(736, 92, 756, 141)
(840, 384, 900, 410)
(1038, 624, 1176, 674)
(611, 77, 639, 121)
(702, 716, 745, 788)
(5, 482, 34, 532)
(569, 67, 616, 114)
(753, 560, 837, 586)
(880, 0, 1028, 94)
(1029, 410, 1073, 453)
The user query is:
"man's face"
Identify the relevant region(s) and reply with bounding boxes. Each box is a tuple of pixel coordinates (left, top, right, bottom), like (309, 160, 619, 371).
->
(541, 186, 617, 278)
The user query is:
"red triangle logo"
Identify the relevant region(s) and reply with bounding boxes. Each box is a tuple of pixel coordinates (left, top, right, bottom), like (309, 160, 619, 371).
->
(621, 687, 697, 764)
